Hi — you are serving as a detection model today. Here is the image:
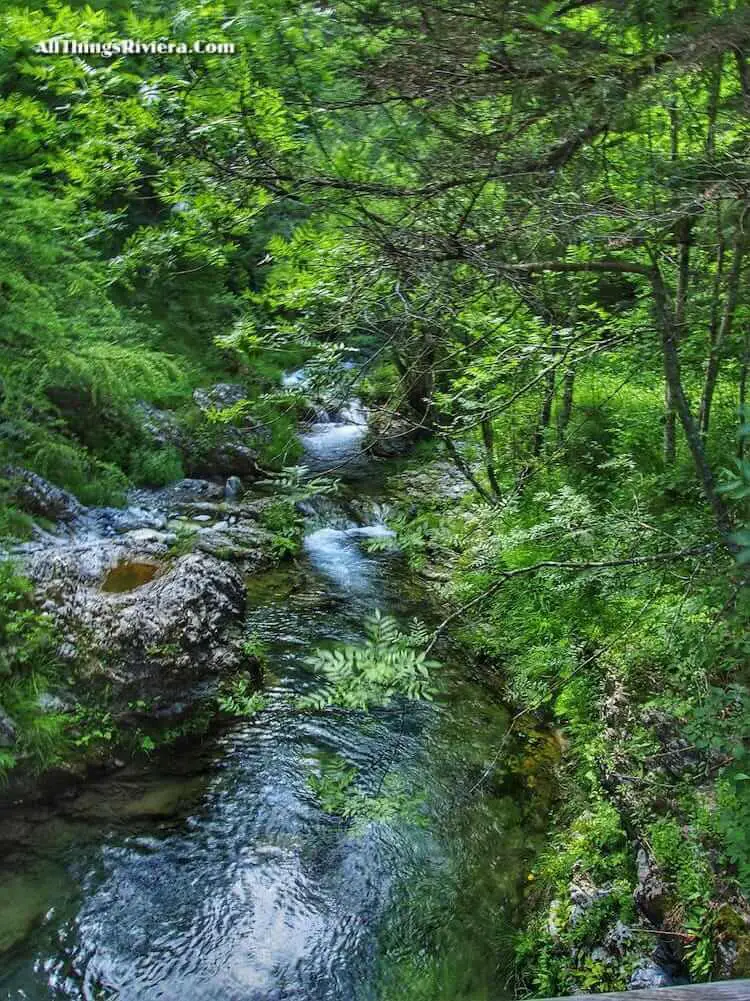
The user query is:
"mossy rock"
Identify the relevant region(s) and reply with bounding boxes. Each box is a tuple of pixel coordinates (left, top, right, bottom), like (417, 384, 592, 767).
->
(715, 903, 750, 977)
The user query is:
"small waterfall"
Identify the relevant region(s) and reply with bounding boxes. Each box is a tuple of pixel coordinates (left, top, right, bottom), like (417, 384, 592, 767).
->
(281, 368, 307, 388)
(312, 404, 332, 424)
(336, 399, 367, 426)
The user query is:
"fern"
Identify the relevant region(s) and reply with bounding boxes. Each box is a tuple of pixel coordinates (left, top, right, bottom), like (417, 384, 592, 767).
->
(308, 754, 427, 828)
(300, 611, 438, 711)
(216, 677, 266, 718)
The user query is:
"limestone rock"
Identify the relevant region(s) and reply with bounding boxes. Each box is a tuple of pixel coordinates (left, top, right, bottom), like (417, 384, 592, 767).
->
(633, 848, 672, 925)
(192, 383, 250, 411)
(225, 476, 243, 500)
(20, 539, 247, 706)
(3, 467, 84, 525)
(628, 959, 675, 990)
(134, 403, 188, 450)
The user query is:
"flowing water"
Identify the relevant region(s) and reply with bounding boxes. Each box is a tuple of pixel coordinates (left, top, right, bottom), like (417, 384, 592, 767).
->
(0, 408, 557, 1001)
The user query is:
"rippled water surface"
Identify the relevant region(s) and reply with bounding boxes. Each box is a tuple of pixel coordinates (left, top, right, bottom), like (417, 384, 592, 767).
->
(0, 412, 556, 1001)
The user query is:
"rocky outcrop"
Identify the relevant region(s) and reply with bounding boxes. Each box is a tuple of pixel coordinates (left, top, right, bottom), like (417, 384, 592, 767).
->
(633, 847, 673, 926)
(387, 460, 473, 506)
(6, 471, 276, 713)
(192, 383, 249, 411)
(25, 544, 247, 707)
(136, 385, 266, 481)
(3, 467, 85, 525)
(628, 958, 676, 990)
(133, 403, 188, 451)
(364, 411, 417, 458)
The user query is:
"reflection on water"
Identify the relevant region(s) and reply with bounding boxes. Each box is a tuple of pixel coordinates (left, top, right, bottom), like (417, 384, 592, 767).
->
(0, 405, 556, 1001)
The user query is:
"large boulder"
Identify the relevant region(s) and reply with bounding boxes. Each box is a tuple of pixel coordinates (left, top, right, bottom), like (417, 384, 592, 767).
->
(2, 467, 85, 525)
(22, 541, 247, 706)
(192, 522, 275, 573)
(133, 403, 189, 451)
(364, 411, 417, 458)
(628, 959, 675, 990)
(189, 383, 267, 479)
(136, 387, 265, 481)
(187, 436, 260, 480)
(22, 533, 170, 594)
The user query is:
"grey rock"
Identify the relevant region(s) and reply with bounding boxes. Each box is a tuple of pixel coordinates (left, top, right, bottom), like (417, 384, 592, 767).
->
(37, 693, 71, 714)
(636, 848, 650, 883)
(605, 920, 633, 956)
(224, 476, 243, 500)
(590, 947, 611, 964)
(633, 849, 672, 925)
(192, 383, 249, 412)
(89, 506, 168, 536)
(21, 534, 169, 592)
(161, 479, 225, 503)
(124, 529, 172, 545)
(134, 403, 187, 450)
(569, 881, 612, 928)
(547, 898, 564, 940)
(0, 707, 17, 747)
(628, 960, 675, 990)
(3, 467, 84, 524)
(26, 550, 247, 704)
(189, 439, 259, 480)
(192, 524, 275, 572)
(364, 414, 416, 458)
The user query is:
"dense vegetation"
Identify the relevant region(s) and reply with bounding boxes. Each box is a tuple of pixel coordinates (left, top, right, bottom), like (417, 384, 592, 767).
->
(1, 0, 750, 995)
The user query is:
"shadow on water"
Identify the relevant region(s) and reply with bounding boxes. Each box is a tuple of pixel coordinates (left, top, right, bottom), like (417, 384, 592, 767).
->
(0, 404, 558, 1001)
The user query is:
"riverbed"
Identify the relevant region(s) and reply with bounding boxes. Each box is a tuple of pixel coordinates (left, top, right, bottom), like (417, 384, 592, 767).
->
(0, 407, 556, 1001)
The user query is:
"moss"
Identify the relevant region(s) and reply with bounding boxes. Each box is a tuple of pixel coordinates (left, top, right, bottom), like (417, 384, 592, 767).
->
(715, 904, 750, 977)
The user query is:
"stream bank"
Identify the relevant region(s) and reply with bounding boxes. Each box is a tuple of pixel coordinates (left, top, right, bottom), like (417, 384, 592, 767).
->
(0, 387, 559, 1001)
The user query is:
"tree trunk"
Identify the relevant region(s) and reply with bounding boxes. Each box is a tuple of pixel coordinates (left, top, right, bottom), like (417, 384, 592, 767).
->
(480, 417, 503, 499)
(444, 437, 496, 505)
(664, 218, 693, 464)
(739, 327, 750, 460)
(557, 365, 576, 443)
(514, 332, 559, 494)
(651, 267, 732, 537)
(533, 332, 558, 457)
(699, 221, 747, 437)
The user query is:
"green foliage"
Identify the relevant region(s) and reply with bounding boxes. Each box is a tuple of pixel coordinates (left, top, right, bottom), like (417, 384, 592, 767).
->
(216, 676, 266, 718)
(129, 446, 185, 488)
(167, 526, 199, 558)
(0, 562, 67, 777)
(300, 611, 437, 711)
(259, 466, 339, 502)
(307, 752, 426, 829)
(242, 634, 270, 673)
(1, 0, 749, 992)
(0, 505, 36, 542)
(69, 706, 117, 751)
(258, 498, 304, 559)
(689, 683, 750, 896)
(515, 802, 637, 996)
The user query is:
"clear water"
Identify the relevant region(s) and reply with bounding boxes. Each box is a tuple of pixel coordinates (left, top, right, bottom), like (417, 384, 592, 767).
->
(100, 562, 160, 594)
(0, 413, 556, 1001)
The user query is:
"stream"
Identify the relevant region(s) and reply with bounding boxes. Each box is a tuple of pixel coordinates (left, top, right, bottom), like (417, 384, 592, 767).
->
(0, 403, 556, 1001)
